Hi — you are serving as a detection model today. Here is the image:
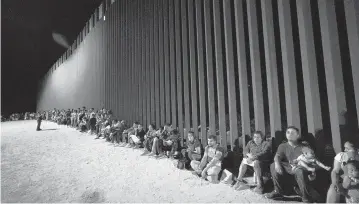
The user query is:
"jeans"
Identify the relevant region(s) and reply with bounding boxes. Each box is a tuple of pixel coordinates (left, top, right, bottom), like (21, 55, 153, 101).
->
(270, 162, 313, 202)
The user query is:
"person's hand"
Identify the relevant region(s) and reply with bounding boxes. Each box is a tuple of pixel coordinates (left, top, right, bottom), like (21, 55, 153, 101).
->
(247, 153, 254, 159)
(144, 135, 147, 139)
(275, 162, 283, 175)
(334, 183, 344, 194)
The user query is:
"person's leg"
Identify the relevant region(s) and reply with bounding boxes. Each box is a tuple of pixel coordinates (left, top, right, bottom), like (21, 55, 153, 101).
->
(207, 166, 221, 183)
(265, 163, 287, 198)
(170, 140, 179, 156)
(293, 168, 313, 202)
(253, 160, 265, 194)
(326, 183, 341, 203)
(190, 160, 202, 173)
(36, 120, 40, 130)
(237, 160, 249, 181)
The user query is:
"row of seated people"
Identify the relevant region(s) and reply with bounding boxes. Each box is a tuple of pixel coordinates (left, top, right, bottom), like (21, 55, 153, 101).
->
(91, 115, 359, 203)
(43, 108, 359, 203)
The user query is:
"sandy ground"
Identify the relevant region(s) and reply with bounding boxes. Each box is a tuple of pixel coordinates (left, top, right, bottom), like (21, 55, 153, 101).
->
(2, 120, 284, 203)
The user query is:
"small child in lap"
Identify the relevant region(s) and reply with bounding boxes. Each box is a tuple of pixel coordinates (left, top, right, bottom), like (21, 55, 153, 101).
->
(342, 160, 359, 203)
(291, 146, 331, 181)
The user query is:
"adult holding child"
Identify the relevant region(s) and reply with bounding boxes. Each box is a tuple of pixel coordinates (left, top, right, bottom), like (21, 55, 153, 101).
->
(326, 140, 359, 203)
(265, 126, 320, 203)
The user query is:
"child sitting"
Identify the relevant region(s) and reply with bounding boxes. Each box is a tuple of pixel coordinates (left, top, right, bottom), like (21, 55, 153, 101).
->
(291, 146, 331, 181)
(341, 160, 359, 203)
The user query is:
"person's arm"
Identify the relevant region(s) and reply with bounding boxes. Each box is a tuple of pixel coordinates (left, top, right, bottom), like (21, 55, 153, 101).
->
(199, 147, 208, 170)
(243, 142, 250, 157)
(251, 141, 272, 160)
(331, 160, 342, 185)
(274, 144, 285, 174)
(297, 160, 315, 172)
(315, 159, 331, 171)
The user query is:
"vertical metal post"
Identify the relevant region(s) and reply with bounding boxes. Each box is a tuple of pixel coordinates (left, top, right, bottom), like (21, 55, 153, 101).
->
(318, 0, 346, 153)
(188, 0, 199, 137)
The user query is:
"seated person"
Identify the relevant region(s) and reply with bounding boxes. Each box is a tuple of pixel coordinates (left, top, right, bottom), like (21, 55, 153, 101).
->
(338, 160, 359, 203)
(327, 140, 359, 203)
(181, 131, 202, 168)
(232, 131, 272, 194)
(107, 119, 120, 141)
(151, 124, 180, 158)
(148, 128, 164, 156)
(123, 122, 139, 146)
(143, 124, 157, 153)
(265, 126, 320, 203)
(128, 124, 146, 148)
(96, 117, 111, 139)
(290, 145, 331, 181)
(191, 135, 225, 183)
(111, 120, 126, 144)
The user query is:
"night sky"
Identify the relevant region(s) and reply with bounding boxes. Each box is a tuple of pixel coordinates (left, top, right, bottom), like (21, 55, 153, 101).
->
(1, 0, 102, 116)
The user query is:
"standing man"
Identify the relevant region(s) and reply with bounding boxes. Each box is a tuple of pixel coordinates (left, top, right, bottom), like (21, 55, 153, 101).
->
(36, 112, 43, 131)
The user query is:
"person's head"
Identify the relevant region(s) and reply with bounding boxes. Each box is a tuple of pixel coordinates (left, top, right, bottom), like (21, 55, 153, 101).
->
(133, 122, 139, 128)
(149, 124, 156, 131)
(253, 131, 264, 145)
(121, 120, 125, 124)
(188, 131, 195, 142)
(164, 123, 172, 131)
(208, 135, 218, 147)
(286, 126, 300, 142)
(346, 160, 359, 178)
(113, 119, 118, 123)
(302, 146, 315, 159)
(137, 124, 143, 130)
(344, 141, 357, 152)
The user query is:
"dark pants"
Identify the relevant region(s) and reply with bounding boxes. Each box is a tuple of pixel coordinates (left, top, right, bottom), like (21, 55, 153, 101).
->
(253, 160, 270, 188)
(122, 133, 128, 143)
(144, 137, 154, 152)
(181, 149, 201, 168)
(36, 120, 42, 130)
(270, 162, 312, 202)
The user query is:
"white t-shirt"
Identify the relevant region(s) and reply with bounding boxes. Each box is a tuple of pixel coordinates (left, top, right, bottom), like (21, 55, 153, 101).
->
(334, 151, 359, 169)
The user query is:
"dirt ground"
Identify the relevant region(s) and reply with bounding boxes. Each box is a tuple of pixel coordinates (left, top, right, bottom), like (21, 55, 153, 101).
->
(2, 120, 284, 203)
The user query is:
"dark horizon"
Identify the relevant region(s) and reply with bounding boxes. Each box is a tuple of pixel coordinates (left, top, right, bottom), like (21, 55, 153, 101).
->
(1, 0, 102, 116)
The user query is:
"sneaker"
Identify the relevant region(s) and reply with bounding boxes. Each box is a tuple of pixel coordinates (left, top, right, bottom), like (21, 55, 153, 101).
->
(192, 171, 201, 177)
(253, 186, 264, 194)
(125, 144, 132, 148)
(293, 186, 301, 197)
(147, 152, 156, 157)
(264, 190, 283, 199)
(156, 153, 167, 159)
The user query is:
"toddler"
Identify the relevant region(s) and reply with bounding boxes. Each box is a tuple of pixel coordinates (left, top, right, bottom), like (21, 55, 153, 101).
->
(342, 160, 359, 203)
(291, 146, 331, 181)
